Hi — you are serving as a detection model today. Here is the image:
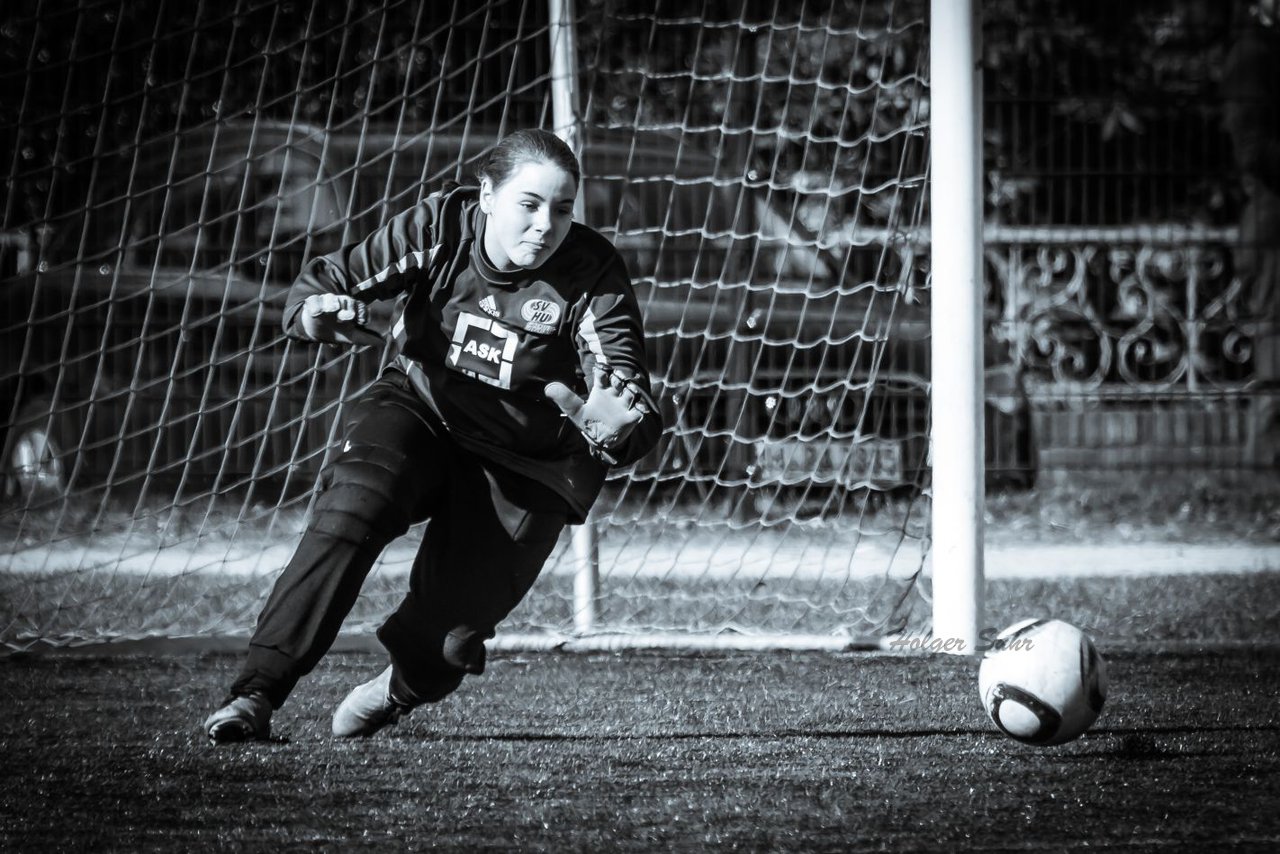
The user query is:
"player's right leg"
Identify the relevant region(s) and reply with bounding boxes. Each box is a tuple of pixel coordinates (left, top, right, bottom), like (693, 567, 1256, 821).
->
(205, 370, 440, 743)
(332, 457, 569, 738)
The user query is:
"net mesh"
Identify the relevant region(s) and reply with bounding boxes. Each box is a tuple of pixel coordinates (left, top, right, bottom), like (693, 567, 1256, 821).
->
(0, 0, 933, 649)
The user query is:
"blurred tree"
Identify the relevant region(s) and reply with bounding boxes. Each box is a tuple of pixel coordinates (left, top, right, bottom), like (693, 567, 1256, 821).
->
(983, 0, 1235, 225)
(0, 0, 1243, 236)
(0, 0, 549, 234)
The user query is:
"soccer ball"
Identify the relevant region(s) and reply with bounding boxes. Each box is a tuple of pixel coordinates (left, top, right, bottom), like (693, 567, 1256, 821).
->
(977, 618, 1108, 746)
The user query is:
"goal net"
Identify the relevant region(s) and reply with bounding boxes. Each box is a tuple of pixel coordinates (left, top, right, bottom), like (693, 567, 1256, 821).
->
(0, 0, 934, 650)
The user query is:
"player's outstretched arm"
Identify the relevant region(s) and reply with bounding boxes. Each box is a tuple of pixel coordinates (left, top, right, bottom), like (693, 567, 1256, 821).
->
(282, 199, 443, 342)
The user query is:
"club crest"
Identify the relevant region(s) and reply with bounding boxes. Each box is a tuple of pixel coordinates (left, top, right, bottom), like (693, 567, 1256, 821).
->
(521, 298, 561, 334)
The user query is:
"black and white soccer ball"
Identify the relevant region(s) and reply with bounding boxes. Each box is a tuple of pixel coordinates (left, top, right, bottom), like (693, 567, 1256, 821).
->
(978, 618, 1108, 746)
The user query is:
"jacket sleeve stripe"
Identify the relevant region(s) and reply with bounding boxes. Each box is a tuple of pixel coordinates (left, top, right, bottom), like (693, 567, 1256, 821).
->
(351, 244, 440, 294)
(578, 307, 609, 367)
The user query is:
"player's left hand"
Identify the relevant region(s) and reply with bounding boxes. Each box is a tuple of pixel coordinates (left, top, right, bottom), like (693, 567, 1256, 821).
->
(545, 366, 651, 464)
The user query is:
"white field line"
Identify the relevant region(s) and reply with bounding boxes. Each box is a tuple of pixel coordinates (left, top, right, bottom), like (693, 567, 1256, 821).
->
(1, 534, 1276, 580)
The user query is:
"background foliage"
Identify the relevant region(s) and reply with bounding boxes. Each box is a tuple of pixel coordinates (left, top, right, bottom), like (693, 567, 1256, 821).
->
(0, 0, 1244, 238)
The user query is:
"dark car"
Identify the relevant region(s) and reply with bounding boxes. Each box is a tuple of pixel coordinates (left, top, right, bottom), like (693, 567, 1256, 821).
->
(594, 158, 1036, 508)
(2, 123, 369, 503)
(1, 121, 1034, 507)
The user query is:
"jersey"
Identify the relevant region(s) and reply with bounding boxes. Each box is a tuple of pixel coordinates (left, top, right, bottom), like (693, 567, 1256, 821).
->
(283, 185, 662, 522)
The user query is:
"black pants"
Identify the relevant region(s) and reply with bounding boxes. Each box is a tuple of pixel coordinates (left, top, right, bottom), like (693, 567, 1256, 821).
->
(230, 370, 569, 708)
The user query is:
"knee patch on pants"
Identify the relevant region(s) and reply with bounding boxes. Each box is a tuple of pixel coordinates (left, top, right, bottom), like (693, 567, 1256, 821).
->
(442, 626, 487, 675)
(312, 443, 414, 542)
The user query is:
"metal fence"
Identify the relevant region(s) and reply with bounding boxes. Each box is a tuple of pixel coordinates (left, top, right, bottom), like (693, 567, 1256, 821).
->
(981, 0, 1276, 472)
(985, 224, 1271, 470)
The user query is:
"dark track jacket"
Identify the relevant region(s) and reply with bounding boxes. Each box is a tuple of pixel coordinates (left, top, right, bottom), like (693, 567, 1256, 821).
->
(1223, 20, 1280, 201)
(1223, 18, 1280, 321)
(283, 185, 661, 522)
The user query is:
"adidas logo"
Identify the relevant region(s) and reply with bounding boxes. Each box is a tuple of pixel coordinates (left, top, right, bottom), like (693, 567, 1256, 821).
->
(479, 295, 500, 317)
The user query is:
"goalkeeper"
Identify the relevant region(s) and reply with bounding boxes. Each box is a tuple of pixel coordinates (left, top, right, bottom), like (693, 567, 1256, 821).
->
(204, 129, 660, 742)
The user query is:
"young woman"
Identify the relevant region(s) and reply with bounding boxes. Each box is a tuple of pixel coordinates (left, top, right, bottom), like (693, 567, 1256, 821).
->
(204, 129, 660, 742)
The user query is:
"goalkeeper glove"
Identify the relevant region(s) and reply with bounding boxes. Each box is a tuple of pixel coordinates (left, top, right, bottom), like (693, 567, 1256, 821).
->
(544, 365, 651, 464)
(298, 293, 383, 347)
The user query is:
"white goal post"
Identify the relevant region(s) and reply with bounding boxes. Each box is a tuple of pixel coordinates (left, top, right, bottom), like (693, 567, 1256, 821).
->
(553, 0, 987, 649)
(928, 0, 985, 652)
(546, 0, 602, 636)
